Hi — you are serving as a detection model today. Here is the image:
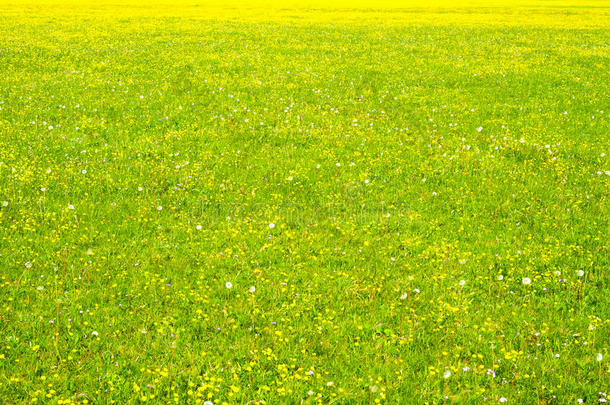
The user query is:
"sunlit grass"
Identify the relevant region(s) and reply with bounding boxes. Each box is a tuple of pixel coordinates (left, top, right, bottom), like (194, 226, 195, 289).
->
(0, 1, 608, 404)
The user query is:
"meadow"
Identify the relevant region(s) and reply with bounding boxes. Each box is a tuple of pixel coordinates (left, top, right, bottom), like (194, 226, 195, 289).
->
(0, 1, 608, 403)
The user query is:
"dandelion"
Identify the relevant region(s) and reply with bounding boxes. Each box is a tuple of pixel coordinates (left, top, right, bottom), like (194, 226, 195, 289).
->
(68, 204, 75, 210)
(500, 398, 507, 403)
(522, 277, 531, 285)
(577, 270, 584, 277)
(196, 225, 202, 230)
(459, 280, 466, 286)
(157, 206, 162, 211)
(597, 353, 603, 362)
(497, 275, 504, 281)
(477, 126, 483, 132)
(249, 286, 256, 293)
(269, 223, 275, 229)
(225, 282, 233, 289)
(91, 331, 98, 337)
(1, 201, 7, 207)
(444, 370, 451, 379)
(400, 292, 408, 300)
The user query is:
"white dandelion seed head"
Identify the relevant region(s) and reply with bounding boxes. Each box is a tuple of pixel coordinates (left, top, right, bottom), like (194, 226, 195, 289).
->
(249, 286, 256, 293)
(269, 223, 275, 229)
(522, 277, 531, 285)
(444, 370, 451, 379)
(225, 282, 233, 289)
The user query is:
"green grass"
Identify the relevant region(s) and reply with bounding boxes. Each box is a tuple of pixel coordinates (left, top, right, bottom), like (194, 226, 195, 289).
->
(0, 2, 608, 404)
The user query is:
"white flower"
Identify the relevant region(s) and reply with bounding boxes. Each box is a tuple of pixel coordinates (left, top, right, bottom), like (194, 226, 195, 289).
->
(577, 270, 584, 277)
(443, 370, 451, 379)
(82, 169, 87, 174)
(269, 223, 275, 229)
(37, 286, 44, 291)
(522, 277, 531, 285)
(400, 293, 408, 300)
(138, 187, 143, 192)
(157, 206, 162, 211)
(1, 201, 7, 207)
(414, 288, 420, 293)
(597, 353, 603, 362)
(500, 398, 507, 403)
(459, 280, 466, 286)
(91, 331, 98, 337)
(327, 381, 333, 386)
(204, 401, 214, 405)
(476, 126, 483, 132)
(68, 204, 74, 210)
(249, 286, 256, 293)
(196, 225, 202, 230)
(225, 282, 233, 289)
(25, 262, 32, 269)
(307, 391, 314, 396)
(497, 275, 504, 281)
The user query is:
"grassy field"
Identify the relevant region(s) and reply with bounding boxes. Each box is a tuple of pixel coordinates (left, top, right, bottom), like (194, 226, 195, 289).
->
(0, 1, 609, 403)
